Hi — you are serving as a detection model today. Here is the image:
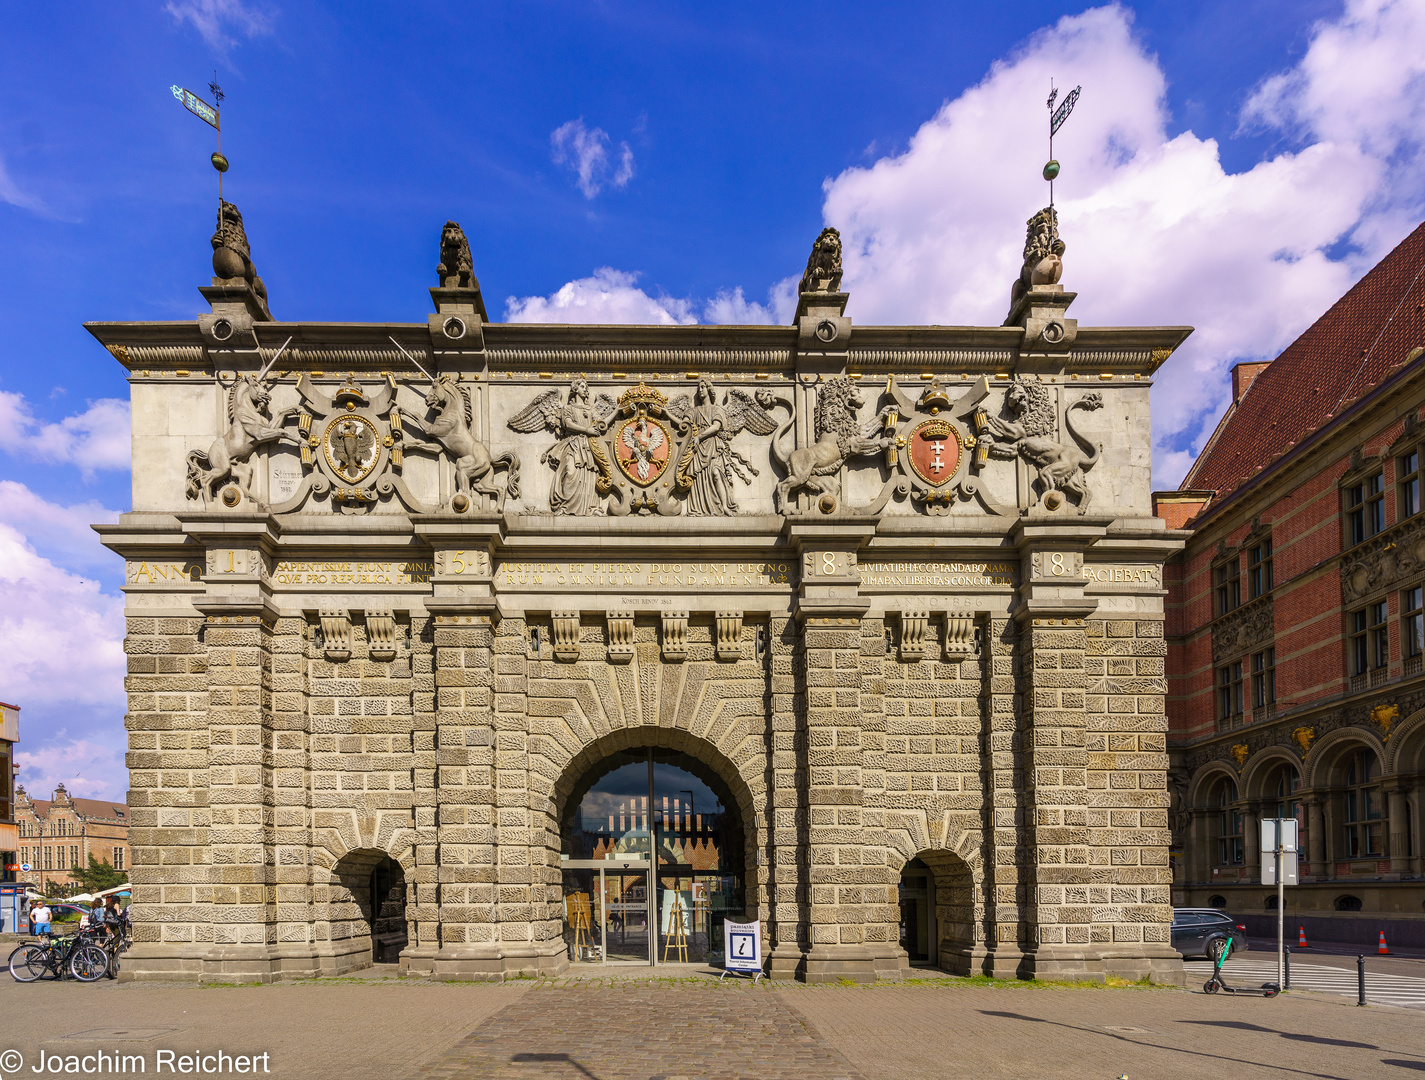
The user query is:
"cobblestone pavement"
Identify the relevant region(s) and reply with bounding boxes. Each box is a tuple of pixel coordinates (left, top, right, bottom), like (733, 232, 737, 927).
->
(419, 979, 864, 1080)
(5, 968, 1425, 1079)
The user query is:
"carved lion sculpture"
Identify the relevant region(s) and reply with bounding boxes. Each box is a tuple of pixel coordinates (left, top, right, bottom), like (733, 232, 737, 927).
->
(981, 378, 1103, 513)
(211, 200, 268, 304)
(799, 227, 844, 294)
(1010, 206, 1065, 308)
(772, 376, 892, 513)
(438, 220, 477, 289)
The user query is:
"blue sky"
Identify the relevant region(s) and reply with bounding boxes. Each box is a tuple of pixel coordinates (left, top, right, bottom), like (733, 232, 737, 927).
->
(2, 0, 1423, 799)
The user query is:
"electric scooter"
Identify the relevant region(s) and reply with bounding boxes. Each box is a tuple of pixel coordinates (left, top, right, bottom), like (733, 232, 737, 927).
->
(1202, 934, 1279, 996)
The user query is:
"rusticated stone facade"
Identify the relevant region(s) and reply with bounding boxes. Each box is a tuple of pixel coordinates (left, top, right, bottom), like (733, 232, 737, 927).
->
(95, 213, 1188, 983)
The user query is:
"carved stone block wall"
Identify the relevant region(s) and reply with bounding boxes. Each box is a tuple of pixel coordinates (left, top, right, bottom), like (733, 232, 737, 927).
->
(1084, 619, 1176, 977)
(123, 615, 212, 976)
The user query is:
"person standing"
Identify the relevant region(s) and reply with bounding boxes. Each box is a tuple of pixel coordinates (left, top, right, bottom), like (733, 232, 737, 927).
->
(33, 901, 51, 937)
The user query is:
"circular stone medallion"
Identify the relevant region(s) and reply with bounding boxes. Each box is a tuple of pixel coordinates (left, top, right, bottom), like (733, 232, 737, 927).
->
(323, 414, 382, 484)
(907, 419, 961, 487)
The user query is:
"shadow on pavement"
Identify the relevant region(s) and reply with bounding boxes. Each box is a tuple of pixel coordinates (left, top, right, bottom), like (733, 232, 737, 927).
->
(977, 1010, 1360, 1080)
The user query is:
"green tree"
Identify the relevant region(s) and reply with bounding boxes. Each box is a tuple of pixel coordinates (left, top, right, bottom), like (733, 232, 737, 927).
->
(68, 854, 128, 893)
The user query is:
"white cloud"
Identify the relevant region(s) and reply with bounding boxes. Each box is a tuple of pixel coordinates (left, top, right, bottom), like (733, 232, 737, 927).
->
(165, 0, 274, 51)
(551, 119, 636, 199)
(0, 153, 47, 215)
(816, 2, 1419, 486)
(0, 391, 130, 475)
(0, 522, 125, 712)
(17, 737, 126, 802)
(0, 481, 120, 573)
(506, 268, 696, 324)
(0, 485, 126, 800)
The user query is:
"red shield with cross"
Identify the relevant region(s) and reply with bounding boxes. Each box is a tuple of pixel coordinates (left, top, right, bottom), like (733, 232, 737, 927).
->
(907, 420, 960, 487)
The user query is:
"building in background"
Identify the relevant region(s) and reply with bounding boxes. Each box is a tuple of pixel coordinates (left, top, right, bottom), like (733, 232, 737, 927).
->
(14, 784, 130, 893)
(1160, 222, 1425, 947)
(0, 701, 16, 884)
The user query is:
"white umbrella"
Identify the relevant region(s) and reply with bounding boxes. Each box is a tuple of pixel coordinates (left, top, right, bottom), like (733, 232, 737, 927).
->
(67, 893, 96, 904)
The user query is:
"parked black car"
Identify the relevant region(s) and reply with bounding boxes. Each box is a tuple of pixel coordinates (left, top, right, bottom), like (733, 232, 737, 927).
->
(1171, 908, 1250, 960)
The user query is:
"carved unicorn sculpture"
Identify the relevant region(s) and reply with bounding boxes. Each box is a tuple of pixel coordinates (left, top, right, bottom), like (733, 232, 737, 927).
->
(399, 374, 521, 511)
(185, 339, 301, 507)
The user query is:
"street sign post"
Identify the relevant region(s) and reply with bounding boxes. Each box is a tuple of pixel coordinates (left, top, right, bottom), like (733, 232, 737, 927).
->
(1262, 817, 1300, 990)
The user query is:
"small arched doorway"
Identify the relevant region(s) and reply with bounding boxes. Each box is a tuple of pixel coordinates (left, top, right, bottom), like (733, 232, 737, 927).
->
(330, 850, 408, 968)
(559, 746, 745, 967)
(898, 850, 975, 973)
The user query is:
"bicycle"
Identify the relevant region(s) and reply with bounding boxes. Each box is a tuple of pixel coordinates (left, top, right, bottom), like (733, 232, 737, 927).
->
(8, 932, 109, 983)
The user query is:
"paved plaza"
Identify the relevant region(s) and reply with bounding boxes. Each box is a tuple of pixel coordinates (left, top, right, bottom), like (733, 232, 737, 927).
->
(5, 967, 1425, 1079)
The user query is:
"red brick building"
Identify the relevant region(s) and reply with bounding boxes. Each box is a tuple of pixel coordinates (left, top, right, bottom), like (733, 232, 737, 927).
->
(1160, 222, 1425, 944)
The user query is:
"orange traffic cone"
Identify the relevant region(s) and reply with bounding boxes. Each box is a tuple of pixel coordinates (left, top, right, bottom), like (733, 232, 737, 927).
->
(1378, 931, 1390, 955)
(1298, 926, 1309, 948)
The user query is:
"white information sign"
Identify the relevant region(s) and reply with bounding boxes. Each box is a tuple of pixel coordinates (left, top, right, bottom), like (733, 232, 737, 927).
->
(1260, 818, 1299, 852)
(1262, 850, 1299, 886)
(722, 919, 762, 979)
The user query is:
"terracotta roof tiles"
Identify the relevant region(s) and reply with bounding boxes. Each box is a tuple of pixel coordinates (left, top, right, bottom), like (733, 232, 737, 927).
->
(1183, 222, 1425, 499)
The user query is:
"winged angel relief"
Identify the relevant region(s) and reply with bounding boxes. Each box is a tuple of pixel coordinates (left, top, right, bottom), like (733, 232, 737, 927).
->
(509, 379, 782, 516)
(666, 378, 780, 516)
(507, 379, 618, 515)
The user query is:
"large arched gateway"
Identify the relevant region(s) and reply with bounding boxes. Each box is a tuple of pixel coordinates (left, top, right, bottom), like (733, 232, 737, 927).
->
(559, 745, 747, 966)
(97, 211, 1187, 984)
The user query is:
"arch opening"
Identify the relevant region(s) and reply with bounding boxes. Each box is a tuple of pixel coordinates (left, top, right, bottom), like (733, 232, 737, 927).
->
(556, 743, 748, 968)
(330, 849, 408, 967)
(899, 849, 975, 972)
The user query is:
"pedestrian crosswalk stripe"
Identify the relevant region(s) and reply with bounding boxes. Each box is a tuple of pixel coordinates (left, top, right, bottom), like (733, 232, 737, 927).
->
(1185, 958, 1425, 1009)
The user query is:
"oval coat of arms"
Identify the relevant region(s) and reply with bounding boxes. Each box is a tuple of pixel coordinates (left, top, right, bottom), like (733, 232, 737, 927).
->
(323, 414, 381, 484)
(615, 415, 672, 486)
(908, 420, 961, 487)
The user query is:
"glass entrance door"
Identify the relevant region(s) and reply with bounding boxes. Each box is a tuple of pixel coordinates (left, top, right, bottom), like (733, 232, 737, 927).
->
(561, 746, 744, 967)
(603, 870, 650, 962)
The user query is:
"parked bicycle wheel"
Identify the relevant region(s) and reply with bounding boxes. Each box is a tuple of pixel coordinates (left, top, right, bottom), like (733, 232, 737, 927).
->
(70, 944, 110, 983)
(9, 944, 50, 982)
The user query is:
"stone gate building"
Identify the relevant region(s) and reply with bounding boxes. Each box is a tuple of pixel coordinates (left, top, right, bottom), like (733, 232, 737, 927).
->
(94, 207, 1189, 983)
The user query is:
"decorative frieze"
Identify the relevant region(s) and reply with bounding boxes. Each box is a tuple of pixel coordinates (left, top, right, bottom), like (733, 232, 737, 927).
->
(552, 610, 581, 661)
(1212, 595, 1274, 662)
(605, 610, 635, 664)
(660, 611, 688, 661)
(1341, 513, 1425, 603)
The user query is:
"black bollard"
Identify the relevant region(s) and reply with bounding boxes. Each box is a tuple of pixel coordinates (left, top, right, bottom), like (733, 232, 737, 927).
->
(1284, 945, 1291, 990)
(1358, 954, 1366, 1006)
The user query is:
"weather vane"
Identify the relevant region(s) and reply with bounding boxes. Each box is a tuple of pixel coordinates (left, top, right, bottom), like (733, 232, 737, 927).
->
(170, 72, 228, 204)
(1043, 81, 1081, 211)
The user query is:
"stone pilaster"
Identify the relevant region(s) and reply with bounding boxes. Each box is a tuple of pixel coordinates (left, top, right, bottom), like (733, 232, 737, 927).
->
(1084, 617, 1181, 984)
(427, 606, 499, 979)
(766, 615, 806, 980)
(1017, 611, 1096, 980)
(981, 615, 1029, 978)
(120, 613, 212, 982)
(201, 607, 279, 981)
(402, 612, 440, 975)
